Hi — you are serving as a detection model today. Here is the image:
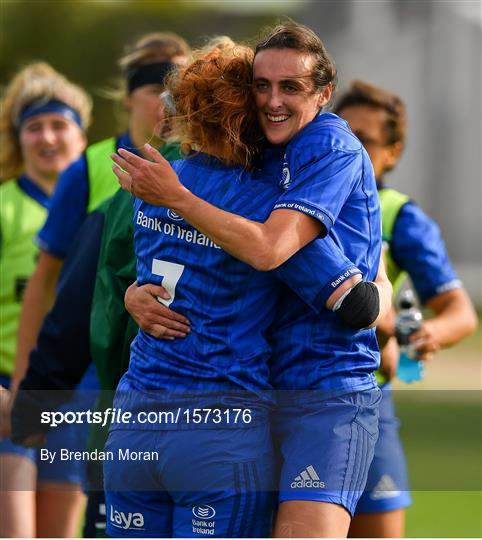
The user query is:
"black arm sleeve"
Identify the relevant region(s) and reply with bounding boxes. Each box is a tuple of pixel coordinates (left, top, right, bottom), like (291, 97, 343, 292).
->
(335, 281, 380, 329)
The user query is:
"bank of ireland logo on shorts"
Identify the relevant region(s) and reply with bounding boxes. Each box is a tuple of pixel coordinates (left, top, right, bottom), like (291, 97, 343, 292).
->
(291, 465, 325, 489)
(192, 504, 216, 535)
(109, 505, 145, 531)
(280, 154, 292, 189)
(192, 504, 216, 520)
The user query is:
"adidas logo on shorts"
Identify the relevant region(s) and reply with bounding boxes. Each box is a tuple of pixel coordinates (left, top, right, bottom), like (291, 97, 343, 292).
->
(291, 465, 325, 489)
(370, 474, 401, 500)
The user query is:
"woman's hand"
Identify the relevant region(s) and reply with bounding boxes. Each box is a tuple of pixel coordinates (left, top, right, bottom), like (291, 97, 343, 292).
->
(409, 320, 441, 362)
(125, 281, 191, 339)
(112, 144, 189, 208)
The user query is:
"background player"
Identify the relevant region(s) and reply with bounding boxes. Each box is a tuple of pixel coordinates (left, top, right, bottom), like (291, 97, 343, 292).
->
(12, 32, 191, 396)
(0, 62, 91, 537)
(7, 34, 190, 537)
(334, 80, 477, 538)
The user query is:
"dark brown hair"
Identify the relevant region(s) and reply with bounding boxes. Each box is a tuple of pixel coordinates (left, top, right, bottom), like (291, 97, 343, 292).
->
(334, 80, 406, 146)
(167, 40, 262, 168)
(254, 21, 337, 93)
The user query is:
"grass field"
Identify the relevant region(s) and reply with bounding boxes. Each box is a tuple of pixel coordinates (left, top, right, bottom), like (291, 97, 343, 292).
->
(396, 396, 481, 537)
(392, 324, 481, 537)
(406, 491, 481, 537)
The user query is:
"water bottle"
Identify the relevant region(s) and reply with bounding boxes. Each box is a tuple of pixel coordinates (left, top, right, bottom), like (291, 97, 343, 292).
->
(395, 290, 425, 383)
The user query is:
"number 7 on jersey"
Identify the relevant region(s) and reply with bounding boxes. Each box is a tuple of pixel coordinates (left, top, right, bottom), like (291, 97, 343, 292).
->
(152, 259, 185, 307)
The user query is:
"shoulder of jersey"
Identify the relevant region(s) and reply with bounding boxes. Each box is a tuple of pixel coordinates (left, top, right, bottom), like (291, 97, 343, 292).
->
(88, 136, 115, 150)
(294, 112, 362, 153)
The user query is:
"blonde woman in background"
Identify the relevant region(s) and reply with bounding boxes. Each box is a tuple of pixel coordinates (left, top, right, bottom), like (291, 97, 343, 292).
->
(13, 33, 190, 404)
(6, 33, 190, 538)
(0, 62, 91, 537)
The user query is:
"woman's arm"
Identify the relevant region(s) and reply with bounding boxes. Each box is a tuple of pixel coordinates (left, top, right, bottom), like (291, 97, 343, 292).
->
(126, 256, 388, 337)
(115, 145, 387, 331)
(112, 145, 322, 271)
(377, 336, 400, 382)
(126, 275, 363, 338)
(389, 202, 477, 359)
(328, 259, 391, 330)
(410, 288, 477, 360)
(372, 256, 393, 327)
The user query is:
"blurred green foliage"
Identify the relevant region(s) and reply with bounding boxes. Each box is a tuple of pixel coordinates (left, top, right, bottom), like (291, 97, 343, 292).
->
(1, 0, 276, 142)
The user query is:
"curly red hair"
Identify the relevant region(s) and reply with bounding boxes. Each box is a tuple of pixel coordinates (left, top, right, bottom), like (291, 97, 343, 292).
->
(167, 42, 262, 168)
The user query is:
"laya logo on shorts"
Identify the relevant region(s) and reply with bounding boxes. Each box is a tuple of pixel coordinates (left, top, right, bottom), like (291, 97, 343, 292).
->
(192, 504, 216, 520)
(109, 505, 145, 530)
(167, 209, 184, 221)
(291, 465, 325, 489)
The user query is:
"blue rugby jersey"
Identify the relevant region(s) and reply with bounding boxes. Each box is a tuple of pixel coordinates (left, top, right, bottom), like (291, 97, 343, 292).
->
(128, 153, 361, 395)
(254, 142, 363, 312)
(269, 113, 382, 393)
(130, 154, 282, 394)
(37, 133, 134, 259)
(390, 201, 461, 304)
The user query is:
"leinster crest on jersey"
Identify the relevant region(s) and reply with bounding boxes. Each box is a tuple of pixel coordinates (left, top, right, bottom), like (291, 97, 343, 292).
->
(280, 154, 292, 189)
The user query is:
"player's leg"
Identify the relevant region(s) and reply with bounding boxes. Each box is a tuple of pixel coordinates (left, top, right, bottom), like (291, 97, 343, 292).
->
(0, 452, 36, 537)
(36, 399, 91, 537)
(0, 427, 87, 538)
(274, 500, 351, 537)
(349, 508, 406, 537)
(36, 452, 87, 538)
(36, 483, 86, 538)
(274, 388, 381, 538)
(349, 386, 411, 538)
(0, 374, 37, 537)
